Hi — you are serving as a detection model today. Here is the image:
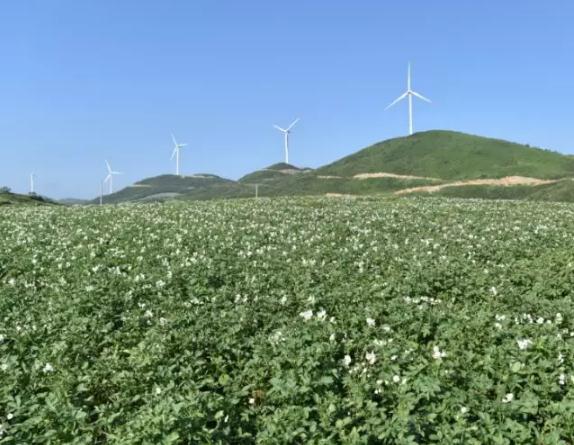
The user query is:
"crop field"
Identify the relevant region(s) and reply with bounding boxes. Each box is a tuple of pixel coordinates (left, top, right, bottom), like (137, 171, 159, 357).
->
(1, 197, 574, 444)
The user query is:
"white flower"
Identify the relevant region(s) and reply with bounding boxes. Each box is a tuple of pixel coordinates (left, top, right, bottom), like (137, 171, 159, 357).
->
(299, 310, 313, 321)
(144, 309, 153, 318)
(0, 334, 4, 343)
(366, 317, 376, 327)
(6, 413, 13, 420)
(490, 286, 497, 296)
(316, 309, 327, 321)
(517, 339, 533, 350)
(42, 363, 54, 373)
(502, 393, 514, 403)
(329, 333, 336, 342)
(365, 351, 376, 365)
(248, 397, 255, 405)
(155, 387, 162, 395)
(392, 375, 401, 384)
(342, 355, 352, 367)
(0, 364, 7, 372)
(559, 374, 566, 386)
(432, 346, 447, 360)
(280, 296, 287, 305)
(460, 406, 468, 414)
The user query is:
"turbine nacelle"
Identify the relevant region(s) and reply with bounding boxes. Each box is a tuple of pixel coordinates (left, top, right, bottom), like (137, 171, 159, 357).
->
(170, 133, 187, 176)
(103, 160, 122, 194)
(385, 64, 431, 135)
(273, 118, 300, 164)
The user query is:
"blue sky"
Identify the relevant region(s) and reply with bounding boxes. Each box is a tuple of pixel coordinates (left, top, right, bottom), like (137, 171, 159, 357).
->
(1, 0, 573, 198)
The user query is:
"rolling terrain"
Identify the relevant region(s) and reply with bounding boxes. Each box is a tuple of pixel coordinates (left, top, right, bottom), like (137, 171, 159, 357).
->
(93, 130, 574, 204)
(0, 191, 57, 207)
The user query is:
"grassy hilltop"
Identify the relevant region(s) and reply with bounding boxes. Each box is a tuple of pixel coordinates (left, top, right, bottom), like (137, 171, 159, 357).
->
(0, 191, 56, 207)
(93, 130, 574, 204)
(317, 130, 574, 179)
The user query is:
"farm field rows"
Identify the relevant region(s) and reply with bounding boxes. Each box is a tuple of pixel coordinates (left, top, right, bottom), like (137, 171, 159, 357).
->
(1, 197, 574, 443)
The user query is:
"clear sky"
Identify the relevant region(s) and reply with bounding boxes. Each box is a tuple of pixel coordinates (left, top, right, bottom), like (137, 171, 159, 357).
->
(1, 0, 573, 198)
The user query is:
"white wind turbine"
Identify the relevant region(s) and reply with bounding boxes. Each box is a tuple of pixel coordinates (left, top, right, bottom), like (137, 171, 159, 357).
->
(104, 160, 122, 194)
(30, 173, 36, 194)
(171, 133, 187, 177)
(273, 118, 300, 164)
(386, 64, 431, 135)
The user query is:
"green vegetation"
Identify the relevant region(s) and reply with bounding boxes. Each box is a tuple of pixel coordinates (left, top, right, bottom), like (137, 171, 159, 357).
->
(318, 130, 574, 179)
(239, 163, 304, 184)
(93, 130, 574, 204)
(413, 179, 574, 202)
(95, 174, 241, 204)
(2, 197, 574, 442)
(0, 191, 56, 207)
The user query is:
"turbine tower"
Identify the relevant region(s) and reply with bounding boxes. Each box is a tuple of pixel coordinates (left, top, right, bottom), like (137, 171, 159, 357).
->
(104, 160, 122, 194)
(386, 64, 431, 135)
(30, 173, 35, 194)
(273, 118, 300, 164)
(171, 134, 187, 177)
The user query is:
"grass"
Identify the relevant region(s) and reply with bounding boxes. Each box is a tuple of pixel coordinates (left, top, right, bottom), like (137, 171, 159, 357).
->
(89, 130, 574, 204)
(0, 192, 56, 207)
(317, 130, 574, 180)
(411, 179, 574, 202)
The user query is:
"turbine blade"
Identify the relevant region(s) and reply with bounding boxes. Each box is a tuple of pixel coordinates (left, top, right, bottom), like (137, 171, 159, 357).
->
(104, 174, 111, 183)
(411, 91, 432, 103)
(171, 148, 178, 160)
(287, 118, 300, 131)
(171, 133, 178, 146)
(105, 160, 112, 173)
(385, 92, 408, 110)
(273, 125, 286, 132)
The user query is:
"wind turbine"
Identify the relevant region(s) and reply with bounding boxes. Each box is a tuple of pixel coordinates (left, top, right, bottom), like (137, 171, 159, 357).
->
(385, 64, 431, 135)
(273, 118, 300, 164)
(30, 173, 36, 194)
(104, 160, 122, 194)
(171, 134, 187, 177)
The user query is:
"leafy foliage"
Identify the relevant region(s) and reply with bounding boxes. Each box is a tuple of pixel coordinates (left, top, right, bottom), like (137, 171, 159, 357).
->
(1, 197, 574, 443)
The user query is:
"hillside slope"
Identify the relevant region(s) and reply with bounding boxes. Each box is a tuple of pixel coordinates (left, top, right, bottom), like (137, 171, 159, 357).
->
(91, 130, 574, 204)
(317, 130, 574, 180)
(0, 192, 57, 207)
(239, 163, 305, 184)
(95, 174, 246, 204)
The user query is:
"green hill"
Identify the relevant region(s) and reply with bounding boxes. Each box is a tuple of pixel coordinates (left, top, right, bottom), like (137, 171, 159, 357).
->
(409, 179, 574, 202)
(91, 130, 574, 204)
(0, 192, 57, 207)
(95, 174, 245, 204)
(239, 163, 306, 184)
(317, 130, 574, 180)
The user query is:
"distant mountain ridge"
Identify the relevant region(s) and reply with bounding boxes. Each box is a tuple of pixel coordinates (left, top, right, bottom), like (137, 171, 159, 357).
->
(91, 130, 574, 204)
